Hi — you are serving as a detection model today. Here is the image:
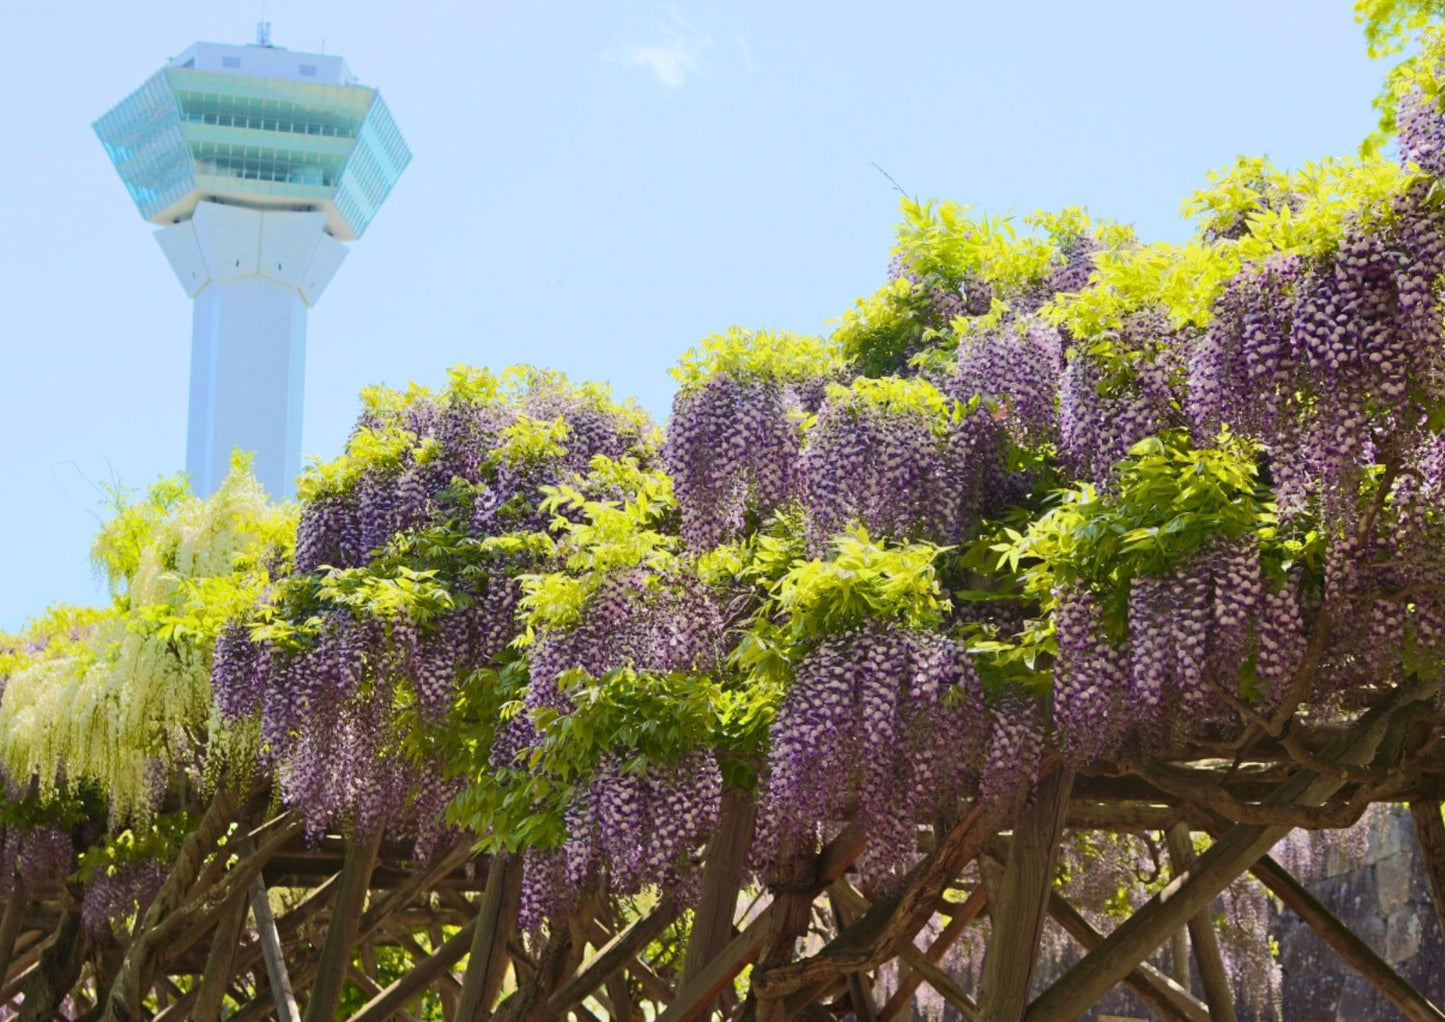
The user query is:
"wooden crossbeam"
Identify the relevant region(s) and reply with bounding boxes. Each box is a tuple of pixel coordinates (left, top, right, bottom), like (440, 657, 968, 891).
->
(226, 843, 475, 1022)
(153, 871, 343, 1022)
(103, 784, 240, 1021)
(542, 894, 679, 1018)
(249, 871, 301, 1022)
(877, 887, 985, 1022)
(832, 882, 976, 1021)
(1044, 886, 1207, 1022)
(348, 919, 479, 1022)
(347, 964, 423, 1022)
(169, 814, 307, 964)
(751, 801, 995, 1002)
(1024, 676, 1432, 1021)
(582, 918, 675, 1005)
(386, 923, 465, 997)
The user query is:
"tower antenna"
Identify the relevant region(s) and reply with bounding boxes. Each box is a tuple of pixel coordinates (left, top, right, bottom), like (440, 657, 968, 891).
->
(256, 0, 271, 46)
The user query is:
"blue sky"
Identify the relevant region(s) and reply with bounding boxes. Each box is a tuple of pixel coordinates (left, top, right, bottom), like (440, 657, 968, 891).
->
(0, 1, 1389, 628)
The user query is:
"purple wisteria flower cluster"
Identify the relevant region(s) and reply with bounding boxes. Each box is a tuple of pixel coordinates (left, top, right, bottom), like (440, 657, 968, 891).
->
(754, 627, 993, 892)
(663, 372, 804, 549)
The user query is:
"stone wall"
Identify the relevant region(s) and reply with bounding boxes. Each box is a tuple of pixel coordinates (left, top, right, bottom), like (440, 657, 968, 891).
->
(1272, 806, 1445, 1021)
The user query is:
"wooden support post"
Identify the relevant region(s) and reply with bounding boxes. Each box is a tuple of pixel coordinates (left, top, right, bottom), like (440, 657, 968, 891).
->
(683, 787, 756, 996)
(1165, 823, 1236, 1022)
(1410, 801, 1445, 947)
(827, 892, 877, 1022)
(16, 908, 88, 1022)
(756, 847, 823, 1022)
(250, 874, 301, 1022)
(192, 883, 251, 1022)
(348, 919, 478, 1022)
(541, 895, 678, 1018)
(1023, 677, 1429, 1022)
(658, 822, 868, 1022)
(302, 824, 385, 1022)
(877, 887, 985, 1022)
(1248, 853, 1445, 1022)
(750, 800, 993, 1001)
(456, 852, 522, 1021)
(977, 767, 1073, 1022)
(0, 880, 26, 988)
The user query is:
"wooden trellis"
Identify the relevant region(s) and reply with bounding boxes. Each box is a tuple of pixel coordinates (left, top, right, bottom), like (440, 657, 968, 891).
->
(4, 675, 1445, 1020)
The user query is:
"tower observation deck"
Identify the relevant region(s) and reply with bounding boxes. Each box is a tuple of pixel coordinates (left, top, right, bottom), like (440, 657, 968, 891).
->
(94, 28, 410, 497)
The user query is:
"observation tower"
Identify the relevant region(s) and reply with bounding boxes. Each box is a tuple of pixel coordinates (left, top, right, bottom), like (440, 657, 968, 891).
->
(94, 25, 410, 497)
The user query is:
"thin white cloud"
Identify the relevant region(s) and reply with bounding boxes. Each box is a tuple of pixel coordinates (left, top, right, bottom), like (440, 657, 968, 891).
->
(604, 7, 711, 88)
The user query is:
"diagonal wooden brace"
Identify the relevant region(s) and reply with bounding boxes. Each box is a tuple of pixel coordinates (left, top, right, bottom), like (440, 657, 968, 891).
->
(1024, 676, 1434, 1021)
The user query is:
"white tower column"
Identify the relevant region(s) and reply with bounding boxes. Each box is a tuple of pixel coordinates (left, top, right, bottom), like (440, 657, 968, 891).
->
(155, 200, 348, 497)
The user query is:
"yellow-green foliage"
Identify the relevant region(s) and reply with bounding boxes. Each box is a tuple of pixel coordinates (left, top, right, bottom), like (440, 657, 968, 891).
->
(0, 463, 294, 822)
(1355, 0, 1445, 151)
(669, 327, 846, 392)
(299, 364, 654, 501)
(1046, 154, 1415, 339)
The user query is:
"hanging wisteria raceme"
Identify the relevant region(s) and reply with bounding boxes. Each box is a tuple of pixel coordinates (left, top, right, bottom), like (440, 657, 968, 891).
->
(0, 824, 74, 897)
(1058, 310, 1184, 484)
(753, 627, 988, 892)
(558, 749, 721, 902)
(1117, 544, 1272, 746)
(518, 845, 572, 937)
(80, 859, 169, 936)
(294, 493, 362, 574)
(1052, 584, 1130, 763)
(978, 694, 1044, 815)
(798, 380, 1000, 555)
(1399, 85, 1445, 180)
(1187, 255, 1305, 450)
(951, 314, 1063, 448)
(664, 371, 804, 549)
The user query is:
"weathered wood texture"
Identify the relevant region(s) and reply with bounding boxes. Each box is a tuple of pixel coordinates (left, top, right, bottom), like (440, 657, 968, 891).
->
(1024, 677, 1430, 1021)
(455, 851, 521, 1021)
(1410, 800, 1445, 952)
(303, 824, 385, 1022)
(349, 918, 478, 1022)
(976, 767, 1073, 1021)
(1165, 822, 1237, 1022)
